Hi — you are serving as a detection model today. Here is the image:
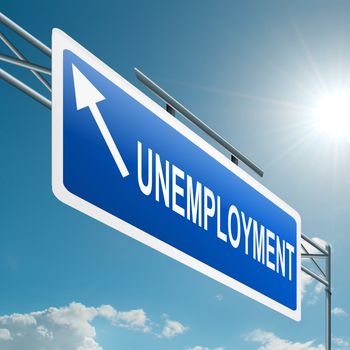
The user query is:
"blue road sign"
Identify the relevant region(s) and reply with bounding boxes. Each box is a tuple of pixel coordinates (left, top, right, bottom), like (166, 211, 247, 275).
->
(52, 29, 301, 321)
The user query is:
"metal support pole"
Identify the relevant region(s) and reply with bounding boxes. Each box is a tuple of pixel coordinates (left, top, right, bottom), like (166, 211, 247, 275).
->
(301, 265, 328, 287)
(0, 12, 51, 57)
(301, 243, 326, 278)
(301, 233, 328, 255)
(325, 244, 332, 350)
(135, 68, 264, 177)
(301, 253, 326, 258)
(0, 68, 51, 109)
(0, 31, 51, 91)
(0, 53, 51, 75)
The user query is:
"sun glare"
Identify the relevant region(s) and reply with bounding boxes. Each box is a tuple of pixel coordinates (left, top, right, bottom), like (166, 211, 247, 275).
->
(314, 90, 350, 140)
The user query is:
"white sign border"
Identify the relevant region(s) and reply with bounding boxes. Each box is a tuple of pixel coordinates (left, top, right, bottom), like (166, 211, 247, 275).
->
(52, 28, 301, 321)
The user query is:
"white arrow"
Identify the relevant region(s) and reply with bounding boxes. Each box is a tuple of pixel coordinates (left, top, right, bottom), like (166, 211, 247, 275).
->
(72, 64, 129, 178)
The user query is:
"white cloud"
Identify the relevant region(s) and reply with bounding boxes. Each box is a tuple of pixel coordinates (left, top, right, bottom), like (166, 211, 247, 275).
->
(0, 329, 12, 341)
(161, 319, 188, 338)
(314, 283, 323, 295)
(307, 282, 324, 305)
(311, 237, 328, 250)
(244, 329, 324, 350)
(301, 272, 314, 299)
(2, 313, 37, 326)
(332, 307, 347, 316)
(115, 309, 151, 332)
(36, 325, 52, 339)
(301, 272, 322, 305)
(302, 237, 328, 255)
(97, 305, 117, 320)
(332, 336, 349, 347)
(186, 347, 224, 350)
(0, 302, 109, 350)
(0, 302, 187, 349)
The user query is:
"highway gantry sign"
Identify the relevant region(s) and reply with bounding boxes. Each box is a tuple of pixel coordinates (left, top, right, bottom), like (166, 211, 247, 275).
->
(52, 29, 301, 321)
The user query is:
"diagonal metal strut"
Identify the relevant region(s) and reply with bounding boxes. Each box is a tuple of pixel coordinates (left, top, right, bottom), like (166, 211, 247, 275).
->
(0, 52, 51, 75)
(0, 12, 51, 57)
(0, 68, 51, 109)
(0, 31, 51, 91)
(301, 242, 326, 278)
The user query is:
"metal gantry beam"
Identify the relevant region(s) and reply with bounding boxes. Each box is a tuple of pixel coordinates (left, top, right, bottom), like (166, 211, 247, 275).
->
(302, 242, 326, 278)
(0, 53, 51, 75)
(302, 233, 328, 255)
(302, 253, 327, 258)
(0, 31, 51, 91)
(0, 11, 51, 102)
(0, 12, 51, 57)
(0, 68, 51, 109)
(135, 68, 264, 177)
(301, 265, 328, 287)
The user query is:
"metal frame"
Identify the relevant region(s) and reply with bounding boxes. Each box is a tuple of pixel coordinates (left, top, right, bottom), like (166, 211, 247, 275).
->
(301, 234, 331, 350)
(0, 11, 332, 350)
(1, 68, 51, 108)
(0, 12, 51, 105)
(135, 68, 264, 177)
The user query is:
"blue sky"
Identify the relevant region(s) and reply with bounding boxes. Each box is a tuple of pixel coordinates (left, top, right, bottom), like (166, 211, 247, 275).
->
(0, 1, 349, 349)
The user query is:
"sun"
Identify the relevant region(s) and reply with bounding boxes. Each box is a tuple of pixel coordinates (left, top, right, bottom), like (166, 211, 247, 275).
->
(313, 90, 350, 140)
